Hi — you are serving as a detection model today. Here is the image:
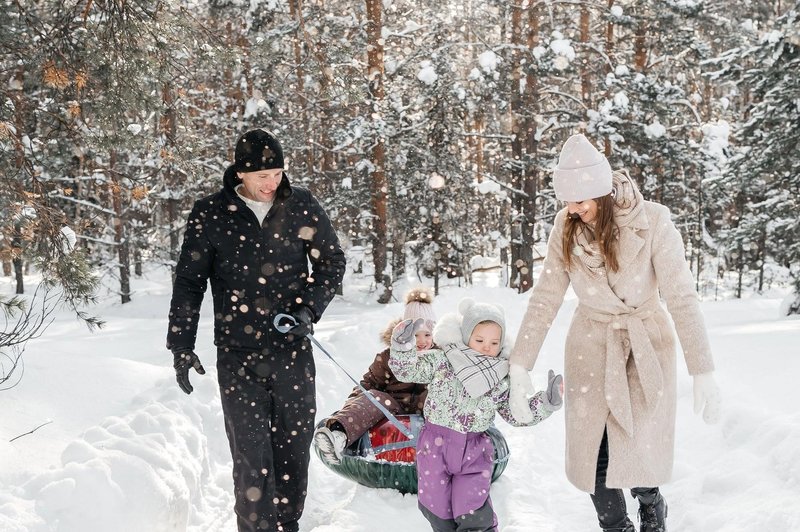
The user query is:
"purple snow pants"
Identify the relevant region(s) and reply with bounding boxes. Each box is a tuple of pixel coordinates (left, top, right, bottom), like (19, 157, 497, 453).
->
(416, 421, 497, 529)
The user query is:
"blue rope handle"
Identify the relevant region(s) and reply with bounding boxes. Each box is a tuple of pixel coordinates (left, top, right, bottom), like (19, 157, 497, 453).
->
(273, 313, 414, 439)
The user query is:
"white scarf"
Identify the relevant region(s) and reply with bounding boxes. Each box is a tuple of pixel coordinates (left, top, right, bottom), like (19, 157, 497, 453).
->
(443, 343, 509, 398)
(571, 170, 643, 279)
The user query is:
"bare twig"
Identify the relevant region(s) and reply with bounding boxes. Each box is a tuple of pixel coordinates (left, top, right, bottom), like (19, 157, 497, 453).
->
(9, 420, 53, 442)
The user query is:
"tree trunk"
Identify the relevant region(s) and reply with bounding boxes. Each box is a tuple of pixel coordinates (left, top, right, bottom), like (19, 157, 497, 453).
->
(161, 83, 181, 275)
(304, 0, 336, 196)
(392, 230, 406, 280)
(10, 66, 26, 293)
(166, 195, 180, 274)
(604, 0, 615, 156)
(432, 215, 441, 296)
(736, 249, 743, 299)
(508, 2, 533, 292)
(634, 17, 648, 72)
(788, 281, 800, 316)
(289, 0, 314, 176)
(475, 114, 485, 182)
(757, 229, 766, 292)
(653, 155, 664, 203)
(508, 2, 523, 290)
(110, 151, 131, 304)
(509, 2, 524, 199)
(134, 247, 143, 277)
(525, 4, 541, 230)
(515, 1, 545, 293)
(365, 0, 391, 303)
(580, 5, 592, 107)
(13, 227, 23, 295)
(736, 267, 743, 299)
(2, 227, 12, 276)
(695, 183, 703, 293)
(11, 66, 26, 169)
(605, 0, 615, 69)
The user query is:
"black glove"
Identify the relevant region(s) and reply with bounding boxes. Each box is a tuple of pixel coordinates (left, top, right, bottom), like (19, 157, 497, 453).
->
(289, 306, 315, 337)
(173, 350, 205, 394)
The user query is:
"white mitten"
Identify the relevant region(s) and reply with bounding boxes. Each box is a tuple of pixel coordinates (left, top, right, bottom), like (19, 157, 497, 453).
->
(693, 371, 721, 425)
(509, 363, 535, 423)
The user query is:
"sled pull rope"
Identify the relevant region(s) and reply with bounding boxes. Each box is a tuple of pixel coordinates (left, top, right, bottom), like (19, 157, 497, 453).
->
(273, 314, 415, 439)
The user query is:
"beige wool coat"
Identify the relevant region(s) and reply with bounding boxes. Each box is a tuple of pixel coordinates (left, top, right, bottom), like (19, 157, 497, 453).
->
(510, 199, 715, 493)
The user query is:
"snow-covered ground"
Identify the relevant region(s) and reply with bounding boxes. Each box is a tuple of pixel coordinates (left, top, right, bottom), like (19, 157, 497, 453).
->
(1, 267, 799, 531)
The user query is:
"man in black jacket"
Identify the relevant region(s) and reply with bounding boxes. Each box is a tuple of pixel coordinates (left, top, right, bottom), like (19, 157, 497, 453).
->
(167, 129, 345, 532)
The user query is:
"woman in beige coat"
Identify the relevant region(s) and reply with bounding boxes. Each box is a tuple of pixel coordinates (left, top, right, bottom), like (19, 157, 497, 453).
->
(508, 134, 722, 532)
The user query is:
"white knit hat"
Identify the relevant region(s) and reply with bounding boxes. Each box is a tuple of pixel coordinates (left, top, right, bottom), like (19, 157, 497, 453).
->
(553, 134, 613, 202)
(403, 286, 436, 332)
(459, 298, 505, 345)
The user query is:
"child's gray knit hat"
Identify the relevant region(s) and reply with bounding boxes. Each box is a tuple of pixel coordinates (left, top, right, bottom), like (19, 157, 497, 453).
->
(459, 297, 505, 345)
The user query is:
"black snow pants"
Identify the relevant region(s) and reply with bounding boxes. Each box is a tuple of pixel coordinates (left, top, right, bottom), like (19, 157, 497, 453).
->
(217, 341, 316, 532)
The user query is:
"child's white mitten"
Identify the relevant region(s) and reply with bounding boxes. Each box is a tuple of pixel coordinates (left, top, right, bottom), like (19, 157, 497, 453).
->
(509, 363, 535, 423)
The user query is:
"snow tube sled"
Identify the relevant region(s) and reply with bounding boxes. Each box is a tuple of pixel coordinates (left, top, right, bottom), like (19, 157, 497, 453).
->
(312, 414, 510, 494)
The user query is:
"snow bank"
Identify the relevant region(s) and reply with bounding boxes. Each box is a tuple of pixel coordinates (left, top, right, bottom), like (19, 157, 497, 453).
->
(4, 376, 229, 532)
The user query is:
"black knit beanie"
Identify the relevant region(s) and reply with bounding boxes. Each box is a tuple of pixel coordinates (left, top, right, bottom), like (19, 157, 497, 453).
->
(234, 129, 284, 172)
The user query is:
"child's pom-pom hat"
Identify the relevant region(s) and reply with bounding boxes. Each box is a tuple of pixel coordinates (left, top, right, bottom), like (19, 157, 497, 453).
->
(403, 286, 436, 332)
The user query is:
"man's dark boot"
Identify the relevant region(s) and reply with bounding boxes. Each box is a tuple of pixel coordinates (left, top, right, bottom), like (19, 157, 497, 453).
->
(636, 492, 668, 532)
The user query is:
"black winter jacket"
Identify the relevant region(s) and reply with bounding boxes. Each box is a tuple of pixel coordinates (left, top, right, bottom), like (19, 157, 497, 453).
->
(167, 166, 346, 353)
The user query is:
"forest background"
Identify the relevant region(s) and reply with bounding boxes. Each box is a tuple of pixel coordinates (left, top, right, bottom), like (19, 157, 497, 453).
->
(1, 0, 799, 344)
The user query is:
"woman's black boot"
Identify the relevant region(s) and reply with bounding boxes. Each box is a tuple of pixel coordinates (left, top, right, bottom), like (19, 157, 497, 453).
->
(634, 490, 667, 532)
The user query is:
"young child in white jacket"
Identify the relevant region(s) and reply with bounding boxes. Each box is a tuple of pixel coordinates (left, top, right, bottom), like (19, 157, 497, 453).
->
(389, 297, 563, 532)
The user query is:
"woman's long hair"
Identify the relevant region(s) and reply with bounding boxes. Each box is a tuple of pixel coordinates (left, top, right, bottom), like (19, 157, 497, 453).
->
(561, 193, 619, 272)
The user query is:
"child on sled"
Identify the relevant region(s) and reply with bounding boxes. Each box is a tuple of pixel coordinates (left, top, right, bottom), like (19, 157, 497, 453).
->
(389, 297, 563, 532)
(314, 287, 436, 464)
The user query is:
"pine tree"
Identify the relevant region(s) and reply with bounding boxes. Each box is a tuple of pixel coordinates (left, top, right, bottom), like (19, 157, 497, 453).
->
(0, 0, 107, 387)
(729, 5, 800, 311)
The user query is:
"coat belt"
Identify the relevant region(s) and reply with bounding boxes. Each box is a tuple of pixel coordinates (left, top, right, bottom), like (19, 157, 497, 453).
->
(578, 296, 664, 437)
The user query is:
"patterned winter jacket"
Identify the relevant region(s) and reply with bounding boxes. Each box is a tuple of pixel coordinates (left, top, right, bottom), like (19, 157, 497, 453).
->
(389, 313, 555, 434)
